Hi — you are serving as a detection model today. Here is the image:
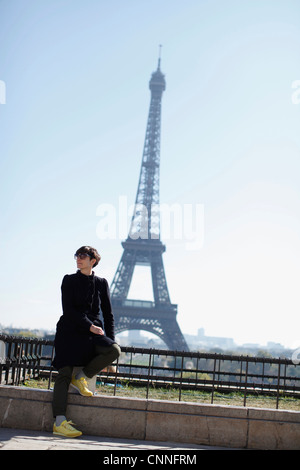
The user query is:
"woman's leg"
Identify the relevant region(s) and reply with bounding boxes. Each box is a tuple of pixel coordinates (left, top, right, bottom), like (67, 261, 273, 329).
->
(52, 366, 73, 417)
(52, 366, 82, 437)
(82, 343, 121, 379)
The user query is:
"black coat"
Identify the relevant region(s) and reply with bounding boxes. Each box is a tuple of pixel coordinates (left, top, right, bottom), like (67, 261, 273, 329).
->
(52, 270, 116, 370)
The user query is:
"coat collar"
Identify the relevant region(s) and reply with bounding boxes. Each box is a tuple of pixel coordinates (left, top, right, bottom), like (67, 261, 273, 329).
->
(76, 269, 95, 280)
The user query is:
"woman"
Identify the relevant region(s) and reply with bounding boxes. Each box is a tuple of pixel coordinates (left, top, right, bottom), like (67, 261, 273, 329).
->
(52, 245, 121, 438)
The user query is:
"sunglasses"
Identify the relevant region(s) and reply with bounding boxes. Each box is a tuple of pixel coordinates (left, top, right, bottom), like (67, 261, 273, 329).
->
(74, 253, 92, 260)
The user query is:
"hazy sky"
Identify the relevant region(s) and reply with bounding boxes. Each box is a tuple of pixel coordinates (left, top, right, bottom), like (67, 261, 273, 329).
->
(1, 0, 300, 349)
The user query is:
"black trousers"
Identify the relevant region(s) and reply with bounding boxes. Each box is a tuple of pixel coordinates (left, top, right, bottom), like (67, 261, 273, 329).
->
(52, 343, 121, 417)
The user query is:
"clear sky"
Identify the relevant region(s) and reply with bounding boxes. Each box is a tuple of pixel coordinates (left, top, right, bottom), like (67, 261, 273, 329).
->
(0, 0, 300, 349)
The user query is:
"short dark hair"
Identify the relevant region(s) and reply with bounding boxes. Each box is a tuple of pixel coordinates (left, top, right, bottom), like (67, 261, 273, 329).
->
(75, 246, 101, 267)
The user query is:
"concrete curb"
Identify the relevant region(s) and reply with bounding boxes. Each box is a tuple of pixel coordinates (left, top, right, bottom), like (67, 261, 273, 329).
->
(0, 385, 299, 449)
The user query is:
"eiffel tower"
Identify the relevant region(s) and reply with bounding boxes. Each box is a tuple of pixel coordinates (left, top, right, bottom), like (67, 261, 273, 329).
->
(110, 52, 189, 351)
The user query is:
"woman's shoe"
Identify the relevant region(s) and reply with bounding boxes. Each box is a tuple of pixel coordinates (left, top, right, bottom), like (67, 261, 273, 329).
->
(53, 420, 82, 438)
(70, 375, 93, 396)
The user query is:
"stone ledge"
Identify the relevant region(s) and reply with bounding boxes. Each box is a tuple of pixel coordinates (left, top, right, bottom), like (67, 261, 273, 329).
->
(0, 385, 299, 449)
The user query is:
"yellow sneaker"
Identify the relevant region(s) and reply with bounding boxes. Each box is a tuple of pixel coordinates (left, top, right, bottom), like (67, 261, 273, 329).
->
(71, 375, 93, 397)
(53, 420, 82, 438)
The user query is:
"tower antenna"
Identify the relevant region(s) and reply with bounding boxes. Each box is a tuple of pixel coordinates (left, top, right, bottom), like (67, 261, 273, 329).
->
(158, 44, 162, 69)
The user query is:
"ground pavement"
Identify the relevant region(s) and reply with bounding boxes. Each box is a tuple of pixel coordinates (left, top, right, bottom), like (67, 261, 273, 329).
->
(0, 427, 233, 451)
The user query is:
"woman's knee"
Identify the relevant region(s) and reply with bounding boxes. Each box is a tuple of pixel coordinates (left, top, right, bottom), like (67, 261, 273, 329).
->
(112, 343, 121, 360)
(94, 343, 121, 361)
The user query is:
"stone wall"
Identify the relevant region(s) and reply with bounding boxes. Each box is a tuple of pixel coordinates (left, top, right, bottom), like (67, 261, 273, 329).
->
(0, 385, 299, 449)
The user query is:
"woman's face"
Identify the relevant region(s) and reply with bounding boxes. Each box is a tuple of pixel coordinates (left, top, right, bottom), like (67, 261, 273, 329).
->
(75, 253, 95, 271)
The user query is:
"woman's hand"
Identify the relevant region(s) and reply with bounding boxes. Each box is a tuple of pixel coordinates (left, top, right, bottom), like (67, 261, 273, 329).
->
(90, 324, 104, 335)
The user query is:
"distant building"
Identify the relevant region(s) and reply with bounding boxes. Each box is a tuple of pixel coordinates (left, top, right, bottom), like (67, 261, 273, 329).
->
(184, 328, 235, 351)
(266, 342, 285, 351)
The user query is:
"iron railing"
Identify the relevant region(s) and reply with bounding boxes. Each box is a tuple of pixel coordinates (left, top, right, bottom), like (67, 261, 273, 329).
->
(1, 334, 299, 409)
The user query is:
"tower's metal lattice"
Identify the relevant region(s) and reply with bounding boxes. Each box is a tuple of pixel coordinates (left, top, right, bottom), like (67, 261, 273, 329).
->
(110, 56, 189, 351)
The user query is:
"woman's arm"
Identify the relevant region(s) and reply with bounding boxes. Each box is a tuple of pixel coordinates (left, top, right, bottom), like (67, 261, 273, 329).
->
(99, 278, 115, 341)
